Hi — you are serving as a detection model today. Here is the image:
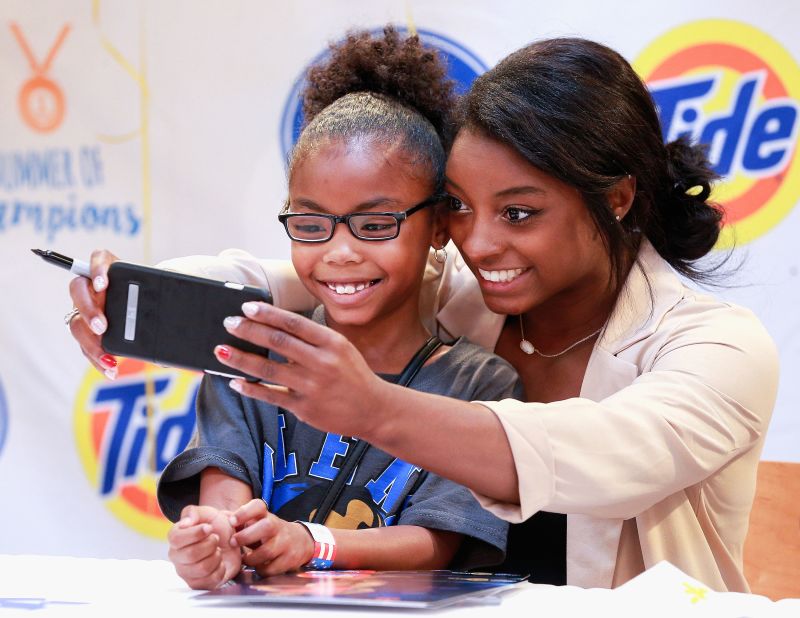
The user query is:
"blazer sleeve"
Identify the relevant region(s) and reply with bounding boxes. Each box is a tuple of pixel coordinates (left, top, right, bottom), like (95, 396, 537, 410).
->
(157, 248, 317, 312)
(471, 303, 779, 522)
(157, 244, 468, 330)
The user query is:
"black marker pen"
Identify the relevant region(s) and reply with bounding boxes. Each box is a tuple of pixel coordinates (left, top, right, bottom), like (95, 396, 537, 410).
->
(31, 249, 91, 278)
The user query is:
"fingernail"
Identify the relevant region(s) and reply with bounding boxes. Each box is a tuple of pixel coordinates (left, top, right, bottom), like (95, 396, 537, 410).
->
(90, 316, 107, 335)
(104, 367, 118, 380)
(215, 345, 231, 360)
(178, 517, 192, 527)
(201, 524, 212, 534)
(228, 515, 238, 526)
(223, 316, 242, 329)
(229, 379, 243, 393)
(229, 537, 238, 547)
(242, 302, 258, 317)
(100, 354, 117, 368)
(93, 276, 107, 292)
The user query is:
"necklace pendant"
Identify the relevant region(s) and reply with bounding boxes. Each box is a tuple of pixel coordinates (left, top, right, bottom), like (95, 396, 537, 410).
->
(519, 338, 535, 355)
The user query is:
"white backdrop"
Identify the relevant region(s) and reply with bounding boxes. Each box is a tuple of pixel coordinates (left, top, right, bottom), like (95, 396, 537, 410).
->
(1, 1, 798, 559)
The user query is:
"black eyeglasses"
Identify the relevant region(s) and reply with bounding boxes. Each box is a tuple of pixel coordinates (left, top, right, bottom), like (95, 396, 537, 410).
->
(278, 195, 443, 243)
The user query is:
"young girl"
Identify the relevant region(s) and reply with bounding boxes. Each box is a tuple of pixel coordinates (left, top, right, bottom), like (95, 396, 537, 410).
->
(155, 28, 518, 590)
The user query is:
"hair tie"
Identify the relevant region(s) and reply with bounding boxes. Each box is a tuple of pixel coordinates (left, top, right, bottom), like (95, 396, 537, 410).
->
(673, 181, 708, 199)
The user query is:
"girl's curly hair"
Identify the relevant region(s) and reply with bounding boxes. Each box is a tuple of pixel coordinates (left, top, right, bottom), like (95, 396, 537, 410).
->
(302, 26, 456, 145)
(290, 26, 456, 189)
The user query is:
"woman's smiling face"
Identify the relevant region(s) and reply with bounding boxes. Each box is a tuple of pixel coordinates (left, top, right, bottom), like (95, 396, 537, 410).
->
(444, 129, 614, 317)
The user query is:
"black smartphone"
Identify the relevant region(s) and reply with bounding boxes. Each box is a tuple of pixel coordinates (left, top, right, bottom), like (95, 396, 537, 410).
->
(102, 261, 272, 380)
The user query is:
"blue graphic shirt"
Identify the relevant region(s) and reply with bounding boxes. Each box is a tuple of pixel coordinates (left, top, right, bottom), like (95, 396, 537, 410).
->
(158, 337, 523, 569)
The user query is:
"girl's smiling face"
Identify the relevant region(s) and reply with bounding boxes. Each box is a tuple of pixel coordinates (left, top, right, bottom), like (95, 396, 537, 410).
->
(444, 129, 614, 317)
(287, 138, 446, 331)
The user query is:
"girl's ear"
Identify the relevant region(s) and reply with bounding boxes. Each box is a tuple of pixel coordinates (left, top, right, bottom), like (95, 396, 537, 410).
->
(431, 204, 451, 250)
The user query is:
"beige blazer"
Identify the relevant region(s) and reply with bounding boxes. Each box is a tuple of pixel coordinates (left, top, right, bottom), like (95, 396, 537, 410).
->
(161, 240, 779, 591)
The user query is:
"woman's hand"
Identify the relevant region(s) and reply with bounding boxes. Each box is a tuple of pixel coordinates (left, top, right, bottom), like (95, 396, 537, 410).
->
(213, 302, 391, 439)
(213, 302, 520, 505)
(67, 249, 119, 378)
(229, 499, 315, 576)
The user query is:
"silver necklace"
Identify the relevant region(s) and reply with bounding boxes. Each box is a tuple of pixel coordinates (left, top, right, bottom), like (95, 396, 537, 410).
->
(518, 315, 602, 358)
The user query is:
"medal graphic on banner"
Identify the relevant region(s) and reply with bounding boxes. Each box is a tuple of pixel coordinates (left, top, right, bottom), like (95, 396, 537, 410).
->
(10, 23, 71, 133)
(635, 19, 800, 247)
(74, 360, 200, 538)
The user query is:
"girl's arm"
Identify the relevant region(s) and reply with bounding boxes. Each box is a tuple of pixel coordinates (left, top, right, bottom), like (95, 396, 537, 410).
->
(331, 526, 462, 570)
(230, 500, 462, 575)
(198, 466, 253, 511)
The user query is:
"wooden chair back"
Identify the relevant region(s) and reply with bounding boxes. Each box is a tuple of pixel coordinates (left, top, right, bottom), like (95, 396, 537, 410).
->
(743, 460, 800, 600)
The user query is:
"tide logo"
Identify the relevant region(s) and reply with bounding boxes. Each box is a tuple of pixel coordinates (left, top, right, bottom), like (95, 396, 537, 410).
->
(74, 359, 200, 538)
(9, 22, 71, 133)
(279, 27, 487, 160)
(635, 20, 800, 246)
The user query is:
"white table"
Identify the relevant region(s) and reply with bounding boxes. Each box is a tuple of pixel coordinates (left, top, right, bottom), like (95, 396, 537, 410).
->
(0, 555, 797, 617)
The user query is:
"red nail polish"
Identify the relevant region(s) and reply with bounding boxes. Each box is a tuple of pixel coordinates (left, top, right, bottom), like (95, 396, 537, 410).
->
(100, 354, 117, 368)
(216, 345, 231, 360)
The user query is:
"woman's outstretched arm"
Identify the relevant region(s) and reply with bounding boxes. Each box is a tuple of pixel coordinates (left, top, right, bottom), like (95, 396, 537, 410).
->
(214, 299, 779, 523)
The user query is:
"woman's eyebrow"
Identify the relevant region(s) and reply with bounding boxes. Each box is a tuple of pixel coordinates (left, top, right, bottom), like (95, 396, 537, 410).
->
(494, 186, 545, 198)
(443, 176, 462, 191)
(444, 177, 545, 199)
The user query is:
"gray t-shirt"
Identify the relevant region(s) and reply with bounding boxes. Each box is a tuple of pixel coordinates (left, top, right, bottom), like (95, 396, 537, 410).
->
(157, 337, 523, 569)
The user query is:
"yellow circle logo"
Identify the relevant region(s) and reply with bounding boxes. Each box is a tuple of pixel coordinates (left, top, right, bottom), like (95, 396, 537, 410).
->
(635, 20, 800, 246)
(74, 359, 201, 539)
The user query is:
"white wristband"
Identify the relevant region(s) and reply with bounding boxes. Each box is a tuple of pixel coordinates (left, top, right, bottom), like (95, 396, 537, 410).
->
(297, 521, 336, 569)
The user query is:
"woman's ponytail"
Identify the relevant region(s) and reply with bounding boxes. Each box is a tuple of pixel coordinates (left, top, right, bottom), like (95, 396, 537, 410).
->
(645, 136, 724, 278)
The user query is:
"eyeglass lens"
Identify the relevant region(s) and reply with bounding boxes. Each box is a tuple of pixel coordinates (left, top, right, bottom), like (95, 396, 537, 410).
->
(285, 214, 400, 241)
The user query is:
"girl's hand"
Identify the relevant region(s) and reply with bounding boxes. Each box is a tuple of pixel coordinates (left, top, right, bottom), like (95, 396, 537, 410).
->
(215, 302, 392, 439)
(67, 249, 119, 378)
(167, 505, 241, 590)
(229, 499, 315, 576)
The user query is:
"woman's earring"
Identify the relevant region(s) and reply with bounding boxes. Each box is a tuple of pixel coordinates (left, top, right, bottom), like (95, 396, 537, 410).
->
(615, 214, 621, 222)
(434, 246, 447, 263)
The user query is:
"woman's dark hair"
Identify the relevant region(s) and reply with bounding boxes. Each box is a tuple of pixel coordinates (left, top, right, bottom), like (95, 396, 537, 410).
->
(290, 26, 456, 190)
(459, 37, 724, 284)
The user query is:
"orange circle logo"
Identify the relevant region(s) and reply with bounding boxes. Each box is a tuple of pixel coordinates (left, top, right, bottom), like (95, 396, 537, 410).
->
(635, 20, 800, 246)
(74, 359, 201, 539)
(18, 75, 65, 133)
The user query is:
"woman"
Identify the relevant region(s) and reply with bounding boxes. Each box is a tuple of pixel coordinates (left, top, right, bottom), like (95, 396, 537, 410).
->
(68, 38, 778, 591)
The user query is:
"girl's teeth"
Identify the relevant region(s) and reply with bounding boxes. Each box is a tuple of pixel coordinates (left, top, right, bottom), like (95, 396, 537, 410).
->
(478, 268, 524, 283)
(328, 281, 372, 295)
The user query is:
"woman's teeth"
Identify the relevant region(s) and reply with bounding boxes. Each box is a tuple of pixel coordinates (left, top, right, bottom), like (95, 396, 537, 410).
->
(326, 281, 374, 295)
(478, 268, 525, 283)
